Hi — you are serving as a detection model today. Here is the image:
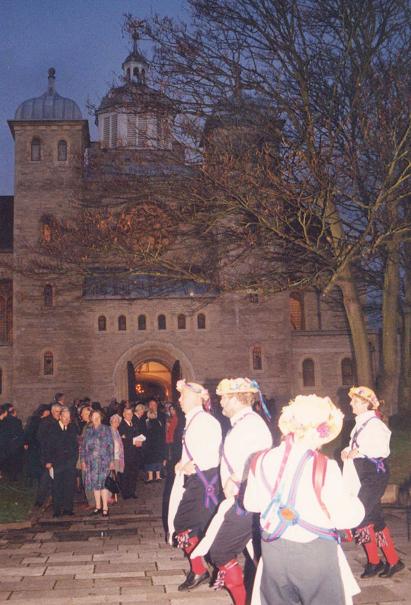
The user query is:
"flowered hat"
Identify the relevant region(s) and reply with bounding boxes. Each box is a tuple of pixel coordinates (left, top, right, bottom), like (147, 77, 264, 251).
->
(176, 379, 210, 410)
(278, 394, 343, 445)
(348, 386, 380, 409)
(216, 378, 260, 396)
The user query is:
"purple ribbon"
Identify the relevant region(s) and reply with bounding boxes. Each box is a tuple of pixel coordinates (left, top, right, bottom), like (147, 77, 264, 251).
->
(196, 468, 219, 509)
(368, 457, 386, 473)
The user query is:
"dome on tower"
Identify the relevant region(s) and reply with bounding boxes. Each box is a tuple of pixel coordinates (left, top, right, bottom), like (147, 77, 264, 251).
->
(15, 68, 82, 121)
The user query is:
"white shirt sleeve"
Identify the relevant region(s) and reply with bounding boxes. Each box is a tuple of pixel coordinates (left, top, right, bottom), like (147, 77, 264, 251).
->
(182, 412, 222, 470)
(321, 460, 365, 529)
(222, 414, 272, 487)
(355, 418, 391, 458)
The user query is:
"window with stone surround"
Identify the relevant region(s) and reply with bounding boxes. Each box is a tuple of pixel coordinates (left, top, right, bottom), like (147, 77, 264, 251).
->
(98, 315, 107, 331)
(118, 315, 127, 331)
(177, 314, 186, 329)
(43, 351, 54, 376)
(44, 284, 53, 307)
(57, 140, 67, 161)
(302, 358, 315, 386)
(138, 314, 147, 330)
(341, 357, 354, 386)
(158, 314, 166, 330)
(0, 284, 12, 344)
(31, 137, 41, 161)
(252, 346, 263, 370)
(197, 313, 206, 329)
(289, 292, 305, 330)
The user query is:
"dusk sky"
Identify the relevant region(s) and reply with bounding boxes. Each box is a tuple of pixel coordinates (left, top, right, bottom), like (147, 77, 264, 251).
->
(0, 0, 186, 195)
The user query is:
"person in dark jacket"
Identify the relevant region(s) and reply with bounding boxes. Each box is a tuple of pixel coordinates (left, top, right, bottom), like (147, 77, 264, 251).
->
(44, 406, 78, 517)
(144, 408, 166, 483)
(119, 407, 144, 499)
(0, 404, 25, 481)
(35, 403, 62, 506)
(24, 404, 51, 485)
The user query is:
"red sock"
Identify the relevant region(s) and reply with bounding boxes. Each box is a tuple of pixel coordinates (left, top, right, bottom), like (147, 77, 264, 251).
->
(219, 560, 246, 605)
(184, 536, 207, 575)
(363, 525, 380, 564)
(376, 527, 400, 565)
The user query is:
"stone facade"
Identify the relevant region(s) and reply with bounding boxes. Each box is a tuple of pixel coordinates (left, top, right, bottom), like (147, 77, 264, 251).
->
(0, 54, 376, 420)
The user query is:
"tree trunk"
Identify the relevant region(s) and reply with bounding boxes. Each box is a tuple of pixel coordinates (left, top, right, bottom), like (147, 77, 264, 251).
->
(337, 266, 374, 387)
(399, 240, 411, 412)
(377, 239, 401, 416)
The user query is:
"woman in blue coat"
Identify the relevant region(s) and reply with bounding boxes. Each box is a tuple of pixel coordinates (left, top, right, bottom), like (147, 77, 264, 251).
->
(80, 409, 114, 517)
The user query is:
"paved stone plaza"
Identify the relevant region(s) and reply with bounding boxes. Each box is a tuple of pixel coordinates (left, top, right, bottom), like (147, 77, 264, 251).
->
(0, 482, 409, 605)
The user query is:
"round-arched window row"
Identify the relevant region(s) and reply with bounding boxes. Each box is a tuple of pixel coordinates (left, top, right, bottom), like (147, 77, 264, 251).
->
(96, 313, 208, 331)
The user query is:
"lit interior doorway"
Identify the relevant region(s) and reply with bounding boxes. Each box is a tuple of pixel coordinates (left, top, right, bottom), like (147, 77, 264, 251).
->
(134, 360, 171, 402)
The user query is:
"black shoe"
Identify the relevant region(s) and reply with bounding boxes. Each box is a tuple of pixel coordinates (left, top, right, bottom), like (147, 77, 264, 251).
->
(178, 570, 210, 591)
(361, 561, 385, 578)
(102, 509, 109, 517)
(379, 559, 405, 578)
(90, 508, 101, 516)
(62, 510, 74, 516)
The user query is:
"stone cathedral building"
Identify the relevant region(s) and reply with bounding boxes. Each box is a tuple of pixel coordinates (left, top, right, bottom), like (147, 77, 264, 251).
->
(0, 40, 378, 418)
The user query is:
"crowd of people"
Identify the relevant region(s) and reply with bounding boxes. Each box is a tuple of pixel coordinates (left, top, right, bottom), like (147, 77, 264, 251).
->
(0, 380, 405, 605)
(0, 394, 184, 518)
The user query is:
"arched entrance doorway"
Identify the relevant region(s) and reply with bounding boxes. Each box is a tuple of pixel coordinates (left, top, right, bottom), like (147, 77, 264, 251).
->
(113, 342, 194, 403)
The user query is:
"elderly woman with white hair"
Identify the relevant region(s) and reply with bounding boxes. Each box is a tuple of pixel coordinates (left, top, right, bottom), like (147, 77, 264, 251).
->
(244, 394, 365, 605)
(108, 414, 124, 502)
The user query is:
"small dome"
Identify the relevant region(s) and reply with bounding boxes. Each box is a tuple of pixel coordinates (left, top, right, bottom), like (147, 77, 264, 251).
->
(14, 68, 82, 121)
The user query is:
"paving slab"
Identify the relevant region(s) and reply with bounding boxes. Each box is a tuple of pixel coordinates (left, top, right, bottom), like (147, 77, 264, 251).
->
(0, 480, 408, 604)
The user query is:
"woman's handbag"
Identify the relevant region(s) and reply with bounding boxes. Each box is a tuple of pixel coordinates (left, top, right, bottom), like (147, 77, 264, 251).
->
(105, 471, 120, 494)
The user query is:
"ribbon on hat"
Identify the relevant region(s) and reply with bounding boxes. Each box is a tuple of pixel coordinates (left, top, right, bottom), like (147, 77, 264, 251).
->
(177, 379, 211, 412)
(250, 379, 272, 421)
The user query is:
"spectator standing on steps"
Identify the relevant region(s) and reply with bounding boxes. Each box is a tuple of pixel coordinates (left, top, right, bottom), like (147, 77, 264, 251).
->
(45, 406, 78, 517)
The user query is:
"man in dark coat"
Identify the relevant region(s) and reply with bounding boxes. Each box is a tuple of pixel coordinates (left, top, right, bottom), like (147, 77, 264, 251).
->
(0, 404, 25, 481)
(119, 407, 144, 499)
(35, 403, 62, 506)
(44, 407, 78, 517)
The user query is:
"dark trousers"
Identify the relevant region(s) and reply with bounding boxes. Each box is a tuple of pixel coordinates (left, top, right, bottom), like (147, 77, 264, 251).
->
(120, 454, 141, 498)
(354, 458, 389, 531)
(36, 467, 52, 505)
(52, 465, 76, 514)
(209, 503, 254, 566)
(174, 468, 220, 537)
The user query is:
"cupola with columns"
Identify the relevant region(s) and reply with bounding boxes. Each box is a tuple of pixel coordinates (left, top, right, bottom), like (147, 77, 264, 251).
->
(96, 29, 174, 152)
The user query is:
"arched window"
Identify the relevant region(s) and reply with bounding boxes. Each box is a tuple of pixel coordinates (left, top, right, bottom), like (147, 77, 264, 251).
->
(118, 315, 127, 331)
(289, 292, 305, 330)
(197, 313, 206, 330)
(341, 357, 354, 386)
(98, 315, 107, 331)
(177, 314, 186, 329)
(133, 67, 139, 77)
(302, 358, 315, 387)
(252, 346, 263, 370)
(40, 217, 52, 243)
(31, 137, 41, 161)
(138, 314, 146, 330)
(126, 67, 131, 79)
(57, 140, 67, 161)
(248, 293, 259, 304)
(43, 351, 54, 376)
(158, 314, 166, 330)
(43, 285, 53, 307)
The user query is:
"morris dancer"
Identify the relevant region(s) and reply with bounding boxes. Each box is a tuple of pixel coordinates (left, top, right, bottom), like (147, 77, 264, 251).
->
(191, 378, 272, 605)
(169, 379, 222, 591)
(244, 394, 365, 605)
(341, 386, 404, 578)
